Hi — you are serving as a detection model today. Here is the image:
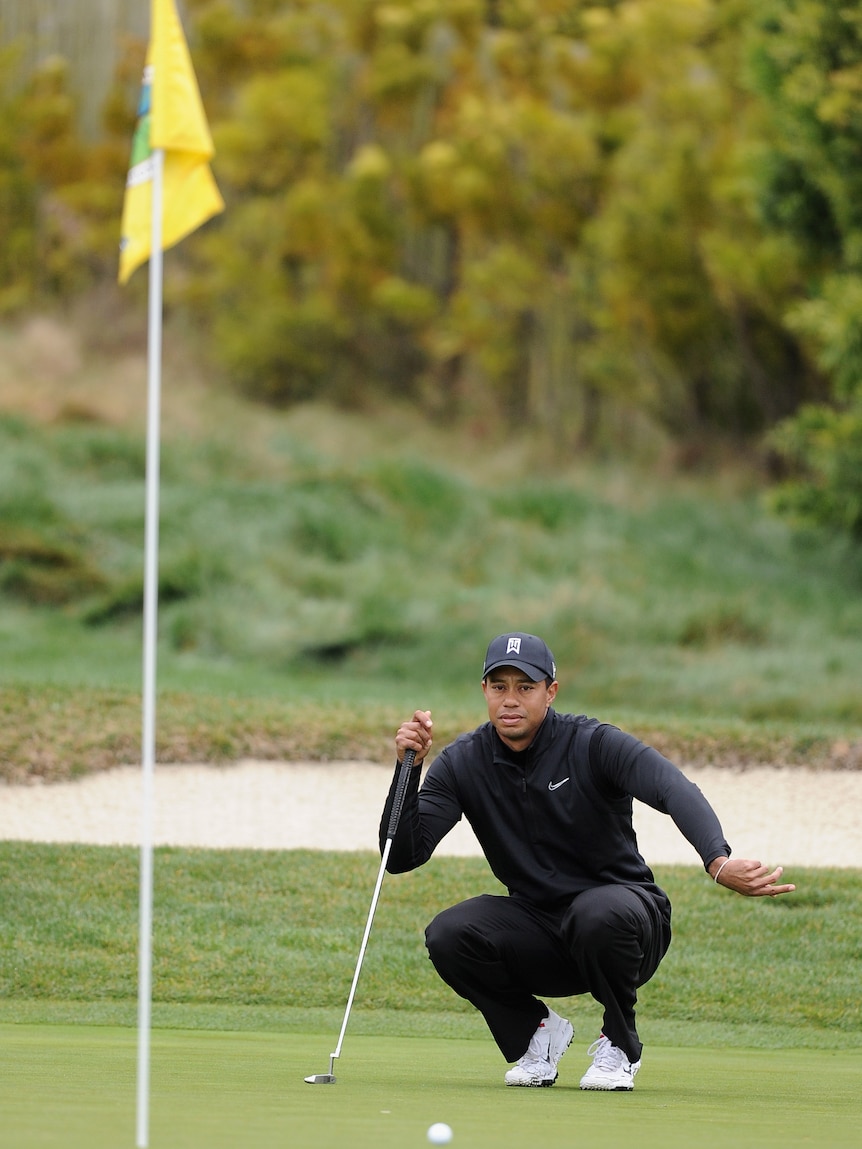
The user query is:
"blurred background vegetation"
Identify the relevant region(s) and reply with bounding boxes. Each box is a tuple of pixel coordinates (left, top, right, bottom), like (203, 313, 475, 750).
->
(2, 0, 862, 776)
(1, 0, 862, 479)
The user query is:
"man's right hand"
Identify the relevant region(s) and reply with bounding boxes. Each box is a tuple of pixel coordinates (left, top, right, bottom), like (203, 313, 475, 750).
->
(396, 710, 433, 766)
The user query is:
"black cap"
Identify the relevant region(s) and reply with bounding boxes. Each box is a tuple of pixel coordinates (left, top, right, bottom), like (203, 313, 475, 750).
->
(482, 633, 557, 683)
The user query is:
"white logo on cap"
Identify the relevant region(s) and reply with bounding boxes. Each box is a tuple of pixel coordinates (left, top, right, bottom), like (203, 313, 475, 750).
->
(506, 637, 521, 655)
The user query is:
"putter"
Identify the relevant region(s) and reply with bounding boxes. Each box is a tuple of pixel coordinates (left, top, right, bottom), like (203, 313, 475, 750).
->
(304, 747, 416, 1084)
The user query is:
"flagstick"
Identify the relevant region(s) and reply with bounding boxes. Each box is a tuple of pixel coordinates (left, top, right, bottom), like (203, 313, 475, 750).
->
(137, 146, 165, 1149)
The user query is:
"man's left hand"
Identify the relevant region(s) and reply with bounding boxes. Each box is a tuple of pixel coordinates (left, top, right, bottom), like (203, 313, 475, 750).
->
(711, 857, 796, 897)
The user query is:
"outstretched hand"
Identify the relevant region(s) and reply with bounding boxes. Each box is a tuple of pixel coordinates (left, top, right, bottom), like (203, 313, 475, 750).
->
(396, 710, 433, 767)
(711, 857, 796, 897)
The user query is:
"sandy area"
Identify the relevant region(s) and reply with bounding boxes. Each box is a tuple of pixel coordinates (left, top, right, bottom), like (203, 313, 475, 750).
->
(1, 760, 859, 867)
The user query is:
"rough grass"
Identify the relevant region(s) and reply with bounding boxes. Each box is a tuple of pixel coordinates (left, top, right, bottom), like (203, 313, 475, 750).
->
(2, 318, 862, 780)
(3, 675, 859, 784)
(0, 681, 430, 782)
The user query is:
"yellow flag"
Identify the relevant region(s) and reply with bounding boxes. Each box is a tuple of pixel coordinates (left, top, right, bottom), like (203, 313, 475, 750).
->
(119, 0, 224, 284)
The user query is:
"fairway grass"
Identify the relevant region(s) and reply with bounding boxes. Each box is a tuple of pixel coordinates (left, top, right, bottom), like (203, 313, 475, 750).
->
(1, 1025, 859, 1149)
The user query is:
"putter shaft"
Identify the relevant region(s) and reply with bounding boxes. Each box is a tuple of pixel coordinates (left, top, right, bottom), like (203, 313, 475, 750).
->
(304, 751, 415, 1084)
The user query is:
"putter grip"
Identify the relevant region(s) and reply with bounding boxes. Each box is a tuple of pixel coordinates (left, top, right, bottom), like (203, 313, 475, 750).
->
(386, 748, 416, 839)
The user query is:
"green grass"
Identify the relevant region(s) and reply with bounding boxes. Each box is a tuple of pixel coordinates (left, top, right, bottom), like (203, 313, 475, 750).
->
(1, 843, 859, 1146)
(1, 844, 859, 1045)
(3, 401, 862, 780)
(1, 1026, 860, 1149)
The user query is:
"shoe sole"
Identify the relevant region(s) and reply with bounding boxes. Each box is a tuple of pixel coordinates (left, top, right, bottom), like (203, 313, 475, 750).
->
(505, 1074, 558, 1088)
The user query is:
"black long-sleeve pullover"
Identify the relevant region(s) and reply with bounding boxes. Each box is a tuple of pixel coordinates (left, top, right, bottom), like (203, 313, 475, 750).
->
(380, 710, 731, 909)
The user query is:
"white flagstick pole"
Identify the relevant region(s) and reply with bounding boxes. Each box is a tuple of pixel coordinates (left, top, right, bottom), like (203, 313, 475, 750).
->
(137, 145, 165, 1149)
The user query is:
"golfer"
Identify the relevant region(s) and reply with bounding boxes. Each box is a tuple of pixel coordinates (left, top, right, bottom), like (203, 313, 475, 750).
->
(380, 632, 795, 1090)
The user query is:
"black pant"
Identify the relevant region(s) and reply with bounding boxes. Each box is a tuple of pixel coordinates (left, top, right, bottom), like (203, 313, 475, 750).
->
(424, 886, 672, 1065)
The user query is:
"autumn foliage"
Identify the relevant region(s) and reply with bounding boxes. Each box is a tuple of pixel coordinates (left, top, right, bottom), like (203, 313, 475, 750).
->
(2, 1, 862, 530)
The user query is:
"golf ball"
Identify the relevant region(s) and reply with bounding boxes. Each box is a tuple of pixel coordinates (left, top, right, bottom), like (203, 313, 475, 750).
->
(427, 1123, 453, 1144)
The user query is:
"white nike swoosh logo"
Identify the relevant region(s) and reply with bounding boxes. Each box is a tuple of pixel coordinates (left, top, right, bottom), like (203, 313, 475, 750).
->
(548, 778, 570, 791)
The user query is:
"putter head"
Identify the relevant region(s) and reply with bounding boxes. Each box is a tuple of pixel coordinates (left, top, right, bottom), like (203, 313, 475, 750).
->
(305, 1053, 338, 1084)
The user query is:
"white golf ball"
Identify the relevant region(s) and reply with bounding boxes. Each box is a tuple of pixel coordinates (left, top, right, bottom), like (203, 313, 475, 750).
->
(427, 1123, 453, 1144)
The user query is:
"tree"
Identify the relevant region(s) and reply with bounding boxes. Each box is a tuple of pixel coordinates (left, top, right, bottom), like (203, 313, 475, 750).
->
(747, 0, 862, 539)
(0, 46, 132, 312)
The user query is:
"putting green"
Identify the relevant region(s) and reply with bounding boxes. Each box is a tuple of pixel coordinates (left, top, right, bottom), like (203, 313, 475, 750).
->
(1, 1024, 859, 1148)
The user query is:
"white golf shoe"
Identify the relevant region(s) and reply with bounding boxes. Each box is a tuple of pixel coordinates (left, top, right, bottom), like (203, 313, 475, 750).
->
(504, 1008, 574, 1087)
(578, 1034, 641, 1090)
